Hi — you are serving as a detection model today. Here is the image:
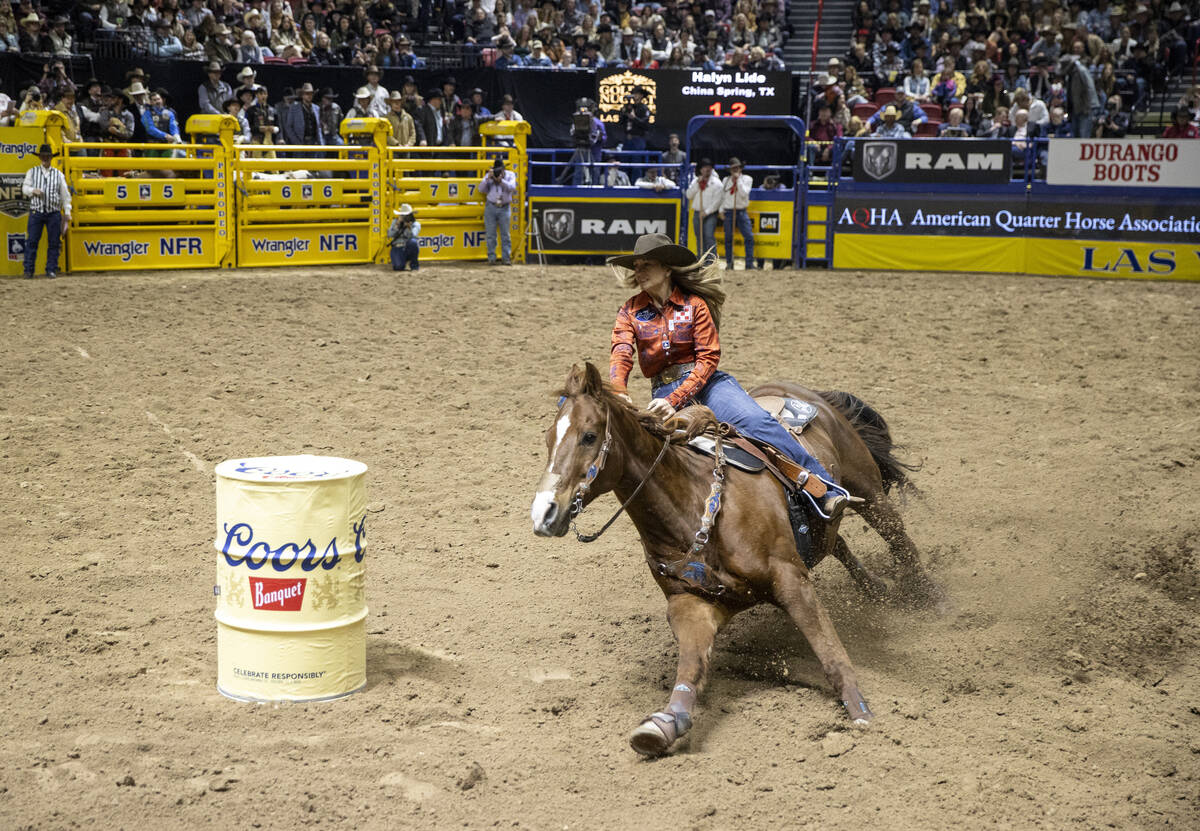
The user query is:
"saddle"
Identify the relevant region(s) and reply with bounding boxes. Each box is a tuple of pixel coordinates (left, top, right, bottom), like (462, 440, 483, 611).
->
(681, 397, 829, 569)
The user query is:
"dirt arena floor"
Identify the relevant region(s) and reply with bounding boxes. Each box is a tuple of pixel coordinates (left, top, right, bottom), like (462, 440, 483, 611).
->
(1, 261, 1197, 830)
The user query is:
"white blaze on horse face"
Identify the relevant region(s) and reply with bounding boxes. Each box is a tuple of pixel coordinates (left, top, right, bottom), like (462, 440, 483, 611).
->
(552, 412, 571, 457)
(530, 473, 561, 530)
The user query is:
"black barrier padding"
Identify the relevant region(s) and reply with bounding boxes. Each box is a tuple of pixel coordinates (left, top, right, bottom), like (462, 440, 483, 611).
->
(0, 53, 598, 149)
(687, 123, 806, 172)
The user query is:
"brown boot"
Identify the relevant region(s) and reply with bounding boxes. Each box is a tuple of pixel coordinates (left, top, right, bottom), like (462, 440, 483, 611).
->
(822, 492, 847, 520)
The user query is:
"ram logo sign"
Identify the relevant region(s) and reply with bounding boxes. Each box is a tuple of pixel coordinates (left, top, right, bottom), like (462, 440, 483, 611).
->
(854, 139, 1012, 184)
(543, 209, 574, 244)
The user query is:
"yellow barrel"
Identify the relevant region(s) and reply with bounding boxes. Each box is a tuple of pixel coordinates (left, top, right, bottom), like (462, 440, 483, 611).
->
(213, 455, 368, 702)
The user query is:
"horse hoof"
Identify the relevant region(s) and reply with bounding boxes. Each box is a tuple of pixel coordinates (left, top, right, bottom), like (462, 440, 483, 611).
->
(629, 712, 685, 757)
(629, 721, 671, 757)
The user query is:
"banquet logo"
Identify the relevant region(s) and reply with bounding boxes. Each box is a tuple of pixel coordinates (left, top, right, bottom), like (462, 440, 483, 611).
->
(597, 70, 656, 124)
(249, 577, 307, 611)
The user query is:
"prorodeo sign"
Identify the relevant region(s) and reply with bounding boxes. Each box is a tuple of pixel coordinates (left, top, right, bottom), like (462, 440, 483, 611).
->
(1047, 139, 1200, 189)
(853, 139, 1012, 184)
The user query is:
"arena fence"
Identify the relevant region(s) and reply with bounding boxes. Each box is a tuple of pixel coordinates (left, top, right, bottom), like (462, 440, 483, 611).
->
(4, 114, 1197, 281)
(15, 114, 529, 273)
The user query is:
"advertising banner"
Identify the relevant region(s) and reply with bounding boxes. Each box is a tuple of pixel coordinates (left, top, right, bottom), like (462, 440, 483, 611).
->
(530, 195, 680, 254)
(237, 223, 372, 267)
(68, 226, 222, 271)
(833, 191, 1200, 280)
(1047, 138, 1200, 189)
(711, 194, 795, 263)
(852, 139, 1012, 184)
(596, 68, 791, 130)
(0, 126, 46, 276)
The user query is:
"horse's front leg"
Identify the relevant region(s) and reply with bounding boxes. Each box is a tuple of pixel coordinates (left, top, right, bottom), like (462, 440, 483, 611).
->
(629, 592, 729, 757)
(771, 559, 874, 725)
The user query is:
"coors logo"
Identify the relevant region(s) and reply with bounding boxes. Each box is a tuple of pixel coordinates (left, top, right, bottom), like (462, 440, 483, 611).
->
(249, 577, 307, 611)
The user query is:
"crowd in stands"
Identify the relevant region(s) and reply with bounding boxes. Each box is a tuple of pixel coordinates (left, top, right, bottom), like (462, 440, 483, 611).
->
(0, 1, 792, 71)
(806, 0, 1200, 149)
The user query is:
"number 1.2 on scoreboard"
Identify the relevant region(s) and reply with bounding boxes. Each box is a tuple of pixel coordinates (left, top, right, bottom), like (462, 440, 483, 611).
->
(708, 102, 747, 117)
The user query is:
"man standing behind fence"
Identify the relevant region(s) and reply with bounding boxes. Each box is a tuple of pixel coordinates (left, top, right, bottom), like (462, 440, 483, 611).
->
(21, 144, 71, 280)
(479, 158, 516, 266)
(685, 157, 722, 256)
(282, 83, 324, 151)
(719, 157, 754, 270)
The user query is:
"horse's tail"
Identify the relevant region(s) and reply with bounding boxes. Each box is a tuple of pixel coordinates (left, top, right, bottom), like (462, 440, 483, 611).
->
(817, 390, 922, 496)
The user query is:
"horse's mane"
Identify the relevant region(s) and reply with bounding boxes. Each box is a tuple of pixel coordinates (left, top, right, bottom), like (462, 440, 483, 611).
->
(558, 363, 718, 442)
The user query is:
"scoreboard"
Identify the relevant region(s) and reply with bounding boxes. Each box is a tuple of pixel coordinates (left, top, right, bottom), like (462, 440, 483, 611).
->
(596, 68, 792, 136)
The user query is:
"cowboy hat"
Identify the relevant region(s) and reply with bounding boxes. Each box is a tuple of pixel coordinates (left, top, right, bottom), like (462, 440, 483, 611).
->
(728, 156, 744, 168)
(238, 66, 255, 79)
(36, 143, 54, 157)
(206, 60, 223, 72)
(297, 82, 315, 93)
(355, 86, 371, 98)
(127, 81, 148, 96)
(388, 90, 404, 101)
(397, 203, 414, 216)
(606, 233, 704, 270)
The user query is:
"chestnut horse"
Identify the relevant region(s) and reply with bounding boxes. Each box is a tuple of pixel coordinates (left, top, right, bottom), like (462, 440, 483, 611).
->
(531, 363, 937, 756)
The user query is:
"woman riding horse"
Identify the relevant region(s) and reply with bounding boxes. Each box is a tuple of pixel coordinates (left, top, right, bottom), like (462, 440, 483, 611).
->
(607, 233, 848, 519)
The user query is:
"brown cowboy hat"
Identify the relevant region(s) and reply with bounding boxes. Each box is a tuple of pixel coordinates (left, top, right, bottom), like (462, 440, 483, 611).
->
(606, 233, 703, 270)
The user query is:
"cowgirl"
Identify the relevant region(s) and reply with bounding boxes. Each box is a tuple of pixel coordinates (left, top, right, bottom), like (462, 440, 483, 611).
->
(607, 234, 848, 519)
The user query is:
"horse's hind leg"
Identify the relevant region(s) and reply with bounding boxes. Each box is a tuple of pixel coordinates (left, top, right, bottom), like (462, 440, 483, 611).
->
(770, 558, 873, 725)
(857, 496, 943, 608)
(630, 593, 729, 757)
(832, 535, 888, 601)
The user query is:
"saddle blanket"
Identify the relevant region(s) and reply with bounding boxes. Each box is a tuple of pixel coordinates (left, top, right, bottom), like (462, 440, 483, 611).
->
(752, 396, 819, 432)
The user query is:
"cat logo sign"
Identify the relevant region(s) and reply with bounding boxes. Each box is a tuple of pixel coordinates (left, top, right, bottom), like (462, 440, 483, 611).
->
(597, 70, 656, 125)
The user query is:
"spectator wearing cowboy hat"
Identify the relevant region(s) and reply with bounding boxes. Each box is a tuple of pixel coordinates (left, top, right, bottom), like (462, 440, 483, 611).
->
(234, 67, 259, 100)
(345, 87, 373, 121)
(417, 88, 449, 147)
(469, 88, 491, 118)
(363, 65, 389, 118)
(718, 157, 755, 270)
(388, 203, 421, 271)
(873, 105, 912, 137)
(198, 60, 232, 116)
(21, 143, 71, 280)
(319, 88, 343, 146)
(206, 24, 237, 63)
(18, 12, 50, 53)
(281, 82, 323, 148)
(246, 84, 280, 149)
(495, 36, 527, 69)
(149, 18, 183, 57)
(386, 90, 418, 147)
(47, 14, 71, 56)
(619, 85, 651, 151)
(395, 34, 424, 69)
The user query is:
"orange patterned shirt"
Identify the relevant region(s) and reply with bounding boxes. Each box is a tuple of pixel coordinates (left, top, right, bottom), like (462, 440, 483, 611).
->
(610, 286, 721, 408)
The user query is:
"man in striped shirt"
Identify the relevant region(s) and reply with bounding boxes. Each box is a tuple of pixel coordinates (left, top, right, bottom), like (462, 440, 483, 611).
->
(21, 144, 72, 279)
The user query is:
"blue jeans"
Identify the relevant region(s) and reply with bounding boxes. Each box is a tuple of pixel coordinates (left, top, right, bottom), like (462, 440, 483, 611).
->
(723, 209, 755, 269)
(484, 201, 511, 262)
(568, 147, 594, 186)
(693, 211, 717, 256)
(625, 136, 647, 151)
(390, 239, 418, 270)
(653, 370, 836, 485)
(1073, 112, 1094, 139)
(24, 210, 62, 276)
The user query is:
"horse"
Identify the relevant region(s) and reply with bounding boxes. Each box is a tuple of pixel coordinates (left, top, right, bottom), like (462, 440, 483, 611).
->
(530, 363, 939, 756)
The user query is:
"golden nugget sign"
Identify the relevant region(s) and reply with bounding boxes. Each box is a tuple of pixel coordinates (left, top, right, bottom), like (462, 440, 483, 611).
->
(597, 70, 656, 125)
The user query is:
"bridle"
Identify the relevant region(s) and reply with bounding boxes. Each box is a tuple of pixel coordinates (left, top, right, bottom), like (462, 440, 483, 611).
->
(569, 406, 673, 543)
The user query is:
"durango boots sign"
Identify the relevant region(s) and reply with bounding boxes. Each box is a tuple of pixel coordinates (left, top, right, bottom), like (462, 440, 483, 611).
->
(853, 139, 1012, 184)
(1047, 139, 1200, 189)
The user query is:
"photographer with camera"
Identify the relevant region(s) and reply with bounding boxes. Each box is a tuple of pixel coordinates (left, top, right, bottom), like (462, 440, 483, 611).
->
(561, 98, 605, 186)
(1095, 94, 1129, 139)
(388, 203, 421, 272)
(619, 86, 651, 151)
(479, 158, 517, 265)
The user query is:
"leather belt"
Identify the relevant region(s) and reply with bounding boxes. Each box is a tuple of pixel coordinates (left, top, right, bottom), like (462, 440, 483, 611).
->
(653, 362, 695, 388)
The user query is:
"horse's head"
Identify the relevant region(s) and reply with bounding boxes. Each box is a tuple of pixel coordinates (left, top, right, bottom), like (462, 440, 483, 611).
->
(531, 363, 623, 537)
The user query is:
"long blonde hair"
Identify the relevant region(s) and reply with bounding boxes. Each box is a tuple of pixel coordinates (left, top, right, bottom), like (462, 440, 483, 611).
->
(612, 251, 727, 330)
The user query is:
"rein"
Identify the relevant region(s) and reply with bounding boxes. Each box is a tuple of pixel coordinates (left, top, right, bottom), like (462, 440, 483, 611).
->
(570, 409, 674, 543)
